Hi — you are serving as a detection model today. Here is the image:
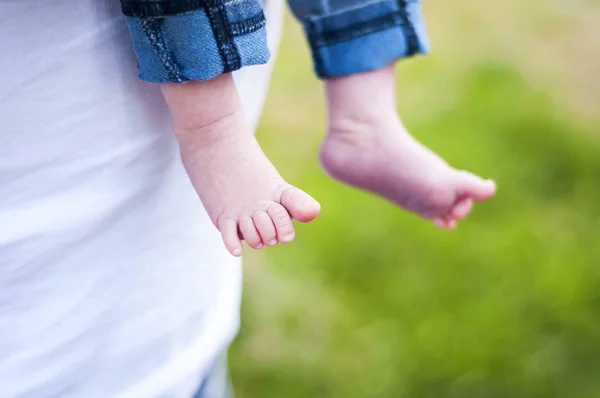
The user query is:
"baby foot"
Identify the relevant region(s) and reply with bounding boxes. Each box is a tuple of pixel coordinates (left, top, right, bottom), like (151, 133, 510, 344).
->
(320, 116, 496, 228)
(178, 113, 320, 257)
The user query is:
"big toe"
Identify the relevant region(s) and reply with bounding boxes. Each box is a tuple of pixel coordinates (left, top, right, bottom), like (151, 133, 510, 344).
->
(455, 171, 496, 201)
(280, 186, 321, 223)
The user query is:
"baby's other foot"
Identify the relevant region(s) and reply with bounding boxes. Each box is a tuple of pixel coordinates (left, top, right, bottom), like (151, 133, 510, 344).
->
(320, 116, 495, 228)
(322, 64, 495, 228)
(178, 113, 320, 257)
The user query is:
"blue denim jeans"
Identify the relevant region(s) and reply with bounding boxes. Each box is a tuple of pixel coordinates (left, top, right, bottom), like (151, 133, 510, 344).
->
(122, 0, 428, 83)
(192, 356, 232, 398)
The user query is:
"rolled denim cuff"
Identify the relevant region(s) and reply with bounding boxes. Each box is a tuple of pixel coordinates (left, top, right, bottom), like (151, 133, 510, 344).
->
(304, 0, 429, 79)
(122, 0, 270, 83)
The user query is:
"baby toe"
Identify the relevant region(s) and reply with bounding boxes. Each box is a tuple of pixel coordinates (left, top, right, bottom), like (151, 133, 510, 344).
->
(217, 216, 243, 257)
(450, 198, 473, 220)
(455, 171, 497, 202)
(433, 215, 457, 230)
(279, 186, 320, 223)
(240, 215, 263, 249)
(267, 203, 295, 244)
(433, 217, 446, 229)
(253, 210, 277, 246)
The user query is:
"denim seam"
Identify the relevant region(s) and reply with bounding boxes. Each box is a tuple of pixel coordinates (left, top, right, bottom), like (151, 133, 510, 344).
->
(141, 18, 186, 82)
(229, 12, 266, 36)
(202, 0, 242, 72)
(310, 11, 403, 48)
(122, 0, 205, 17)
(309, 7, 421, 50)
(306, 20, 326, 77)
(396, 0, 420, 55)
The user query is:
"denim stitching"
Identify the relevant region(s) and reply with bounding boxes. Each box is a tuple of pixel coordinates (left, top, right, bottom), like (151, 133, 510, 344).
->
(202, 1, 241, 72)
(397, 0, 420, 55)
(141, 18, 186, 82)
(121, 0, 262, 19)
(309, 6, 420, 54)
(122, 0, 204, 17)
(229, 12, 266, 36)
(311, 11, 403, 48)
(306, 20, 326, 77)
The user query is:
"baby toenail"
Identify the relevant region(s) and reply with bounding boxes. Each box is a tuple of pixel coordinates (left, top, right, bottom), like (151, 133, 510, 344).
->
(267, 240, 277, 246)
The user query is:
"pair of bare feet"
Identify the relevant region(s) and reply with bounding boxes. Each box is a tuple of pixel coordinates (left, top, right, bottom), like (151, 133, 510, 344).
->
(164, 65, 496, 257)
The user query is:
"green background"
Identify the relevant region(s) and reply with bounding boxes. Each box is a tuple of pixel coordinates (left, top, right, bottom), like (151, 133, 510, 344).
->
(231, 1, 600, 397)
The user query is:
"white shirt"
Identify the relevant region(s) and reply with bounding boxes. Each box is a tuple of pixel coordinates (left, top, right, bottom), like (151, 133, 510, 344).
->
(0, 0, 282, 396)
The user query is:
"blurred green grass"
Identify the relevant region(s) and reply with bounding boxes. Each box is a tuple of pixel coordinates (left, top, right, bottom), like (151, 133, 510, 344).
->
(231, 2, 600, 397)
